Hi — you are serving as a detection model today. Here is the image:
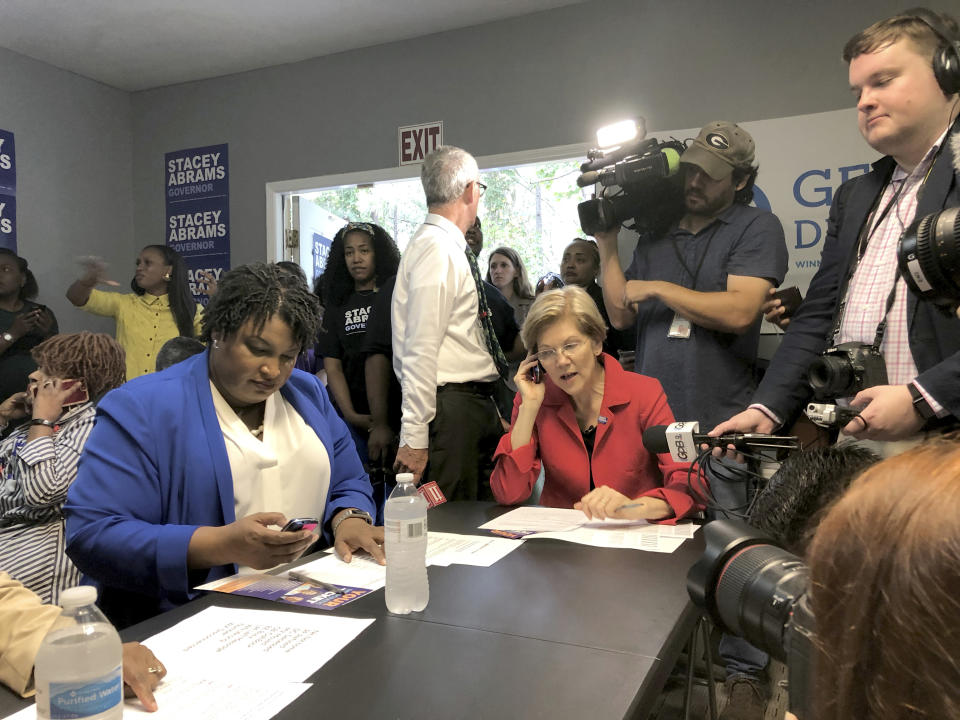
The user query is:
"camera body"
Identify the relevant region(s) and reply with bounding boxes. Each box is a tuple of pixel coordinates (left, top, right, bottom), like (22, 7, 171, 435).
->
(688, 519, 814, 719)
(806, 341, 888, 400)
(577, 137, 686, 236)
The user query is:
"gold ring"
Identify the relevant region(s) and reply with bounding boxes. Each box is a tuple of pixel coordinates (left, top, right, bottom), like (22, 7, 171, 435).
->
(147, 666, 163, 674)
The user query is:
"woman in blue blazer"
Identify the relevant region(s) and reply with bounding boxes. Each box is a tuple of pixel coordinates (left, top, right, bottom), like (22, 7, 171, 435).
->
(65, 263, 382, 627)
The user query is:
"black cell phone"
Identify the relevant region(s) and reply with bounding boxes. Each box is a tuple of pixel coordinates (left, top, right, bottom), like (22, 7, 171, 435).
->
(281, 517, 320, 533)
(771, 286, 803, 319)
(527, 361, 545, 384)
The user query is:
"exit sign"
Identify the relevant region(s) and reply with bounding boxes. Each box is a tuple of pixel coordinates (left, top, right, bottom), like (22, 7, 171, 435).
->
(398, 121, 443, 166)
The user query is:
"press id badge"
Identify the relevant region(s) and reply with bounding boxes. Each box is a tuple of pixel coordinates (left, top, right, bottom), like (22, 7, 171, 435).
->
(668, 313, 692, 339)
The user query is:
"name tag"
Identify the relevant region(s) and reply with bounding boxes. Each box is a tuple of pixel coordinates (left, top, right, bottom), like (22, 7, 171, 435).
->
(668, 313, 692, 339)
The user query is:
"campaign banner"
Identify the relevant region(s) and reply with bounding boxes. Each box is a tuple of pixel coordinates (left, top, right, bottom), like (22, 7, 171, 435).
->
(0, 129, 16, 252)
(312, 232, 332, 280)
(165, 143, 229, 304)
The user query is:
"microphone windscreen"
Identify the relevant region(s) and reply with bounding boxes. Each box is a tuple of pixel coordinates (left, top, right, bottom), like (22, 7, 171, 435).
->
(641, 425, 671, 454)
(577, 171, 600, 188)
(662, 147, 681, 176)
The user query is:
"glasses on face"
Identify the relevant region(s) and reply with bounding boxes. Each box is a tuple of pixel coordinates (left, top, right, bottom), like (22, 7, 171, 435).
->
(476, 181, 487, 197)
(536, 340, 586, 365)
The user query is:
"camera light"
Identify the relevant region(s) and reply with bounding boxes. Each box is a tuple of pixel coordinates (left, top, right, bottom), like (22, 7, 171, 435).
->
(596, 120, 639, 149)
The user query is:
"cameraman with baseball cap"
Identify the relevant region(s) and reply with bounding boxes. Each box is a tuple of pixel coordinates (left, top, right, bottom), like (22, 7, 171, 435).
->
(595, 120, 788, 719)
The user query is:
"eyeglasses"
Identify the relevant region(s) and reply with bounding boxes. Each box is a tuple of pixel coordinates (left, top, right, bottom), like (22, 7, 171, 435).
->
(476, 181, 487, 197)
(536, 340, 586, 365)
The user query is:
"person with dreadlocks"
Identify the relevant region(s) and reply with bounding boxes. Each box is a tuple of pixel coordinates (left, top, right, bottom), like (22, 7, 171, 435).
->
(319, 222, 400, 463)
(66, 245, 202, 380)
(65, 263, 381, 627)
(0, 332, 125, 605)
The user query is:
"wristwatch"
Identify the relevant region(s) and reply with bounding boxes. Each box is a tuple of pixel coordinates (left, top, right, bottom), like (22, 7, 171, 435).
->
(907, 383, 936, 422)
(1, 332, 13, 343)
(331, 508, 374, 536)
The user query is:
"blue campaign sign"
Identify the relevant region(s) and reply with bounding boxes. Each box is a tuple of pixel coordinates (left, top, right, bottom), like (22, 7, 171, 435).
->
(167, 195, 230, 257)
(0, 193, 15, 252)
(0, 130, 14, 193)
(312, 233, 332, 280)
(165, 143, 228, 201)
(165, 143, 229, 303)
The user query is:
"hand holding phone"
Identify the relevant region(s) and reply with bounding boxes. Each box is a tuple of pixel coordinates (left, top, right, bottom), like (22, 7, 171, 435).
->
(770, 286, 803, 319)
(527, 361, 545, 384)
(281, 517, 320, 533)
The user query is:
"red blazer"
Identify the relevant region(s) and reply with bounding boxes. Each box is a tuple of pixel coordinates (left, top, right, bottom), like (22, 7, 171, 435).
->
(490, 354, 704, 523)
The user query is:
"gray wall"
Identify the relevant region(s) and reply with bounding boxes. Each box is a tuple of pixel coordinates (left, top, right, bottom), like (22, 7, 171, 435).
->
(130, 0, 908, 266)
(0, 47, 134, 333)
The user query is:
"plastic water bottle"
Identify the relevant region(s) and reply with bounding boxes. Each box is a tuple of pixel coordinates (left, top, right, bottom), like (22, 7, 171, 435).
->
(35, 586, 123, 720)
(384, 472, 429, 614)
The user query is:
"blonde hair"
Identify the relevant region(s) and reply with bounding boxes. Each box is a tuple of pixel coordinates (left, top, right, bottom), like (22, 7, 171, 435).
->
(520, 285, 607, 351)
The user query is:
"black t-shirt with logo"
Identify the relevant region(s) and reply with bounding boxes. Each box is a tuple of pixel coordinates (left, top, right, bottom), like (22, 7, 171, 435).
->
(319, 289, 378, 415)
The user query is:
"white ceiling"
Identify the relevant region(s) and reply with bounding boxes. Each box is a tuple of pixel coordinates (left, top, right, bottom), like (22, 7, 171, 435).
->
(0, 0, 586, 92)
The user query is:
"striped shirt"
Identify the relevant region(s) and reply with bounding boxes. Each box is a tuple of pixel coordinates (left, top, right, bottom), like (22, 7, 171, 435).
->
(838, 129, 948, 412)
(0, 403, 95, 603)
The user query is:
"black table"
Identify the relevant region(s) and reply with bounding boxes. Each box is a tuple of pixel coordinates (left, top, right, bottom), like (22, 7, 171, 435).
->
(1, 502, 704, 720)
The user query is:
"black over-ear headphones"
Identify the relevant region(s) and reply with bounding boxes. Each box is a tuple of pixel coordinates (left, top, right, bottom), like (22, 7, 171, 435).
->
(905, 7, 960, 95)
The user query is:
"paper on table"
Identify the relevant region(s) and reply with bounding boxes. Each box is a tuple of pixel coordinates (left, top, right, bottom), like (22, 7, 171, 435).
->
(427, 532, 521, 567)
(1, 674, 312, 720)
(478, 507, 586, 533)
(124, 675, 310, 720)
(142, 606, 373, 683)
(525, 527, 689, 553)
(290, 551, 388, 590)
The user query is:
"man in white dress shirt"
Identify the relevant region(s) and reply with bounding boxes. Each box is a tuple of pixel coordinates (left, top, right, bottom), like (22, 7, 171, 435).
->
(391, 146, 505, 500)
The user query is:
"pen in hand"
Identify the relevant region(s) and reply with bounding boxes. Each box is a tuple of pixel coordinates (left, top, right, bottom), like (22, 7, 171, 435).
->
(287, 571, 347, 595)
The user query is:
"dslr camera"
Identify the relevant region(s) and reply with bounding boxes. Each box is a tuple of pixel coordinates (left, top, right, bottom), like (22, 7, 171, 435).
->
(688, 519, 814, 719)
(576, 120, 686, 237)
(806, 341, 887, 400)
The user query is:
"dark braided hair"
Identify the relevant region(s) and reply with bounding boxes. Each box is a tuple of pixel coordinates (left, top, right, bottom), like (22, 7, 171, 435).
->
(31, 332, 126, 400)
(130, 245, 197, 338)
(202, 263, 320, 351)
(0, 248, 39, 300)
(321, 222, 400, 308)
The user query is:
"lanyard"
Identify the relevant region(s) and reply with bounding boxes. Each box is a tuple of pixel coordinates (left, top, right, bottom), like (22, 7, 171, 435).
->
(670, 223, 719, 292)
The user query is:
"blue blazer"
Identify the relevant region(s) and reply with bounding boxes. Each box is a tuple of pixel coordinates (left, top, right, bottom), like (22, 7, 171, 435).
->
(753, 119, 960, 423)
(65, 350, 375, 625)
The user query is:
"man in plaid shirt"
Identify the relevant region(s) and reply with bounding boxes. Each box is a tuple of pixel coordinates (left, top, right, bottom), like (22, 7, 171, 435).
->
(714, 8, 960, 450)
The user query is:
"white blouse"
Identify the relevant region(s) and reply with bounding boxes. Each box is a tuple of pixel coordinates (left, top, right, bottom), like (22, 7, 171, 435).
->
(210, 381, 331, 526)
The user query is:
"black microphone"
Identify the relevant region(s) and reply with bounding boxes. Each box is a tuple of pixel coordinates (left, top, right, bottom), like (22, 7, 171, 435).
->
(642, 422, 800, 461)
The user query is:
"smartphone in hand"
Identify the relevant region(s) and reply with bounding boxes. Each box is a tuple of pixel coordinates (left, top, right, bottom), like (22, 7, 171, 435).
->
(771, 286, 803, 319)
(281, 517, 320, 533)
(527, 362, 545, 384)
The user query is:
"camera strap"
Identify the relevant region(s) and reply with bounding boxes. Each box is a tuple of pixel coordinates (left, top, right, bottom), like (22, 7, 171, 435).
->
(829, 174, 905, 345)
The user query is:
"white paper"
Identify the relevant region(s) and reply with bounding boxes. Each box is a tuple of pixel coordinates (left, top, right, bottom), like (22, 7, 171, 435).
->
(478, 507, 586, 533)
(124, 675, 310, 720)
(289, 551, 388, 590)
(1, 677, 311, 720)
(525, 527, 689, 553)
(141, 606, 373, 683)
(426, 532, 521, 567)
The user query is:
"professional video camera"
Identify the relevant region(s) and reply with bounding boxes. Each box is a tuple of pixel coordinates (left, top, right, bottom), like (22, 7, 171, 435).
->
(576, 119, 686, 236)
(688, 519, 814, 719)
(898, 205, 960, 315)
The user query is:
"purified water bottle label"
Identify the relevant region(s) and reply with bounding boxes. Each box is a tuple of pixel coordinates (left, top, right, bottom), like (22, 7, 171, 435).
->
(49, 664, 122, 719)
(386, 518, 427, 544)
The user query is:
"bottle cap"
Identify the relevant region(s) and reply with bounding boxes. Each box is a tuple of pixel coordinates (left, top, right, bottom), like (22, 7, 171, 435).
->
(60, 586, 98, 608)
(396, 472, 414, 484)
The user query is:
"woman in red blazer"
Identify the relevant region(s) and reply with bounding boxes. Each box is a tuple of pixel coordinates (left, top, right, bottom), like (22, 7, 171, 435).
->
(490, 286, 704, 523)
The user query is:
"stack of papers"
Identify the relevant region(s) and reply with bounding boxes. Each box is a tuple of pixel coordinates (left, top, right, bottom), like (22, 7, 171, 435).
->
(479, 507, 698, 553)
(5, 606, 373, 720)
(198, 532, 522, 601)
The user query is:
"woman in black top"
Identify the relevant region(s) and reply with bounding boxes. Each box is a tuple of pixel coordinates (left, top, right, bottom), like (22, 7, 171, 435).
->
(0, 249, 58, 404)
(319, 222, 400, 463)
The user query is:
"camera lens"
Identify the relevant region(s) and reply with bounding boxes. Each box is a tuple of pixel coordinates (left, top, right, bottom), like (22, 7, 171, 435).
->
(714, 544, 809, 659)
(899, 207, 960, 310)
(807, 355, 854, 397)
